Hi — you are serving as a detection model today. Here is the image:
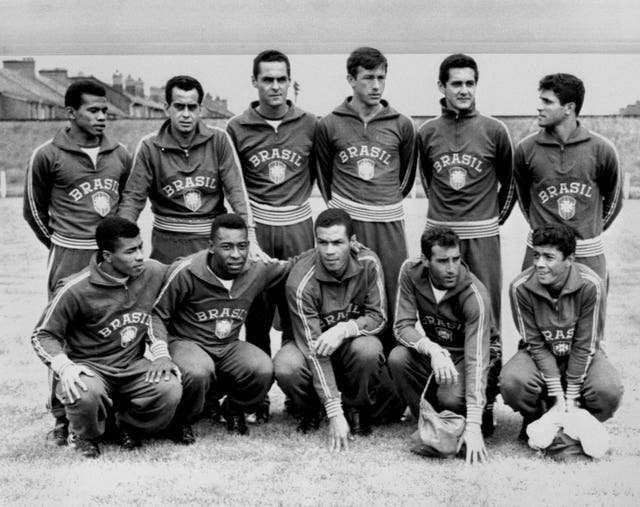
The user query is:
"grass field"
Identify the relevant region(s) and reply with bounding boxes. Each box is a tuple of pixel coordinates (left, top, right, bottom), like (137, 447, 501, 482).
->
(0, 197, 638, 506)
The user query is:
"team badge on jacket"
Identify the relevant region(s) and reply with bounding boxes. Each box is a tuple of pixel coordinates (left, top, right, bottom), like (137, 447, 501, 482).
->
(448, 166, 467, 190)
(357, 158, 375, 180)
(558, 196, 576, 220)
(92, 191, 112, 217)
(268, 160, 286, 184)
(120, 326, 137, 347)
(215, 318, 233, 339)
(435, 327, 453, 342)
(184, 190, 203, 212)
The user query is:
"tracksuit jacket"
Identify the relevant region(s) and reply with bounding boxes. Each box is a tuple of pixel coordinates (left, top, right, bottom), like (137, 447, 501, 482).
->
(286, 247, 386, 418)
(24, 128, 131, 250)
(151, 250, 292, 352)
(515, 125, 623, 257)
(118, 120, 254, 235)
(510, 263, 606, 400)
(226, 101, 317, 226)
(393, 259, 491, 424)
(418, 99, 515, 237)
(31, 256, 169, 373)
(315, 98, 417, 223)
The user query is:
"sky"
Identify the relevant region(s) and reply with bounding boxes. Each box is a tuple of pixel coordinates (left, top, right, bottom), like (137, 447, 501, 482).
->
(5, 53, 640, 117)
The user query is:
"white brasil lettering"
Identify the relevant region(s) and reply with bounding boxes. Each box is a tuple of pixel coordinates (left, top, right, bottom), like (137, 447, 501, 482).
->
(97, 312, 150, 337)
(433, 153, 484, 173)
(162, 176, 217, 197)
(194, 307, 248, 322)
(338, 145, 391, 165)
(248, 148, 303, 168)
(538, 182, 593, 204)
(68, 178, 120, 202)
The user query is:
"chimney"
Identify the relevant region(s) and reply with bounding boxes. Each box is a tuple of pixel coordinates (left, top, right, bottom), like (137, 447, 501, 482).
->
(39, 68, 69, 86)
(113, 72, 123, 93)
(125, 74, 136, 95)
(135, 78, 145, 98)
(150, 86, 165, 103)
(3, 57, 36, 79)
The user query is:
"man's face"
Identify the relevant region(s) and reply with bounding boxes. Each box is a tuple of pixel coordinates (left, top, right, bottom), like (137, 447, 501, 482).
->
(316, 224, 354, 278)
(424, 244, 461, 290)
(438, 67, 476, 113)
(68, 94, 108, 138)
(537, 89, 569, 128)
(209, 227, 249, 279)
(103, 235, 145, 278)
(532, 245, 572, 289)
(347, 65, 386, 107)
(165, 87, 201, 135)
(252, 61, 290, 109)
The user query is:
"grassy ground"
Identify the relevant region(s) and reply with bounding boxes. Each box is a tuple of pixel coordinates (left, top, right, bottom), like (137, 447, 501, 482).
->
(0, 197, 638, 506)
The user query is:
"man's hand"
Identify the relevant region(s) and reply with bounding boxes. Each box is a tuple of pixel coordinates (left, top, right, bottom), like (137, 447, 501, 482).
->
(430, 348, 458, 385)
(59, 364, 95, 403)
(145, 357, 182, 383)
(249, 240, 275, 263)
(313, 323, 348, 357)
(461, 423, 488, 465)
(328, 414, 353, 453)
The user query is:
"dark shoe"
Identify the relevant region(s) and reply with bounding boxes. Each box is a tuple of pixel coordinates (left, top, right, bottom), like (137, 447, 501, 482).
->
(221, 400, 249, 435)
(169, 424, 196, 445)
(284, 397, 300, 419)
(202, 398, 224, 425)
(67, 432, 100, 458)
(482, 405, 496, 438)
(48, 416, 69, 446)
(296, 409, 323, 434)
(518, 415, 537, 443)
(246, 396, 270, 424)
(346, 408, 371, 436)
(119, 430, 141, 451)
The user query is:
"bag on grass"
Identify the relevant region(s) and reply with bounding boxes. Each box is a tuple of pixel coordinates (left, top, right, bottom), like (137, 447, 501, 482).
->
(543, 428, 586, 461)
(410, 373, 466, 458)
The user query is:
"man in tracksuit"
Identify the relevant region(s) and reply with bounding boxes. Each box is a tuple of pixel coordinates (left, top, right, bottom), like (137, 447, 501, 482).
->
(501, 224, 622, 438)
(30, 217, 182, 458)
(275, 209, 404, 452)
(226, 50, 317, 361)
(23, 79, 132, 445)
(514, 73, 623, 281)
(151, 214, 293, 440)
(118, 75, 266, 264)
(388, 227, 492, 465)
(315, 47, 417, 355)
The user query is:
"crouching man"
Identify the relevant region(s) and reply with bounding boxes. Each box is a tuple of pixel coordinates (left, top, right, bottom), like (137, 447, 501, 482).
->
(275, 209, 403, 453)
(30, 217, 182, 458)
(388, 227, 492, 464)
(501, 224, 623, 437)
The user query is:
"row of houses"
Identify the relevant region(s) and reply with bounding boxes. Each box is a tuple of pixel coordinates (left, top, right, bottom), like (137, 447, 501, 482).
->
(0, 58, 234, 120)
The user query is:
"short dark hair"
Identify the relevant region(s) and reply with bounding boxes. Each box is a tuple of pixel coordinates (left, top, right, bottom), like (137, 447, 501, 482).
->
(165, 75, 204, 104)
(315, 209, 354, 238)
(253, 49, 291, 79)
(421, 227, 460, 259)
(438, 53, 479, 84)
(95, 217, 140, 256)
(539, 73, 585, 116)
(65, 80, 106, 109)
(531, 224, 577, 259)
(346, 47, 388, 78)
(210, 213, 247, 241)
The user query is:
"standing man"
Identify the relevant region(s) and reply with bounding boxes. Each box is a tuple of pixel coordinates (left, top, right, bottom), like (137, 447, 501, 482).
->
(315, 47, 417, 354)
(275, 209, 403, 452)
(118, 75, 265, 264)
(30, 217, 182, 458)
(24, 79, 131, 446)
(418, 53, 515, 330)
(501, 224, 622, 438)
(514, 73, 623, 281)
(388, 227, 492, 464)
(226, 50, 317, 359)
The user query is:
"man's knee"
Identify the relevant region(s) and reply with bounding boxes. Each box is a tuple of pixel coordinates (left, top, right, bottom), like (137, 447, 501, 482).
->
(153, 377, 183, 408)
(388, 345, 412, 378)
(274, 346, 304, 384)
(350, 336, 384, 365)
(584, 380, 624, 422)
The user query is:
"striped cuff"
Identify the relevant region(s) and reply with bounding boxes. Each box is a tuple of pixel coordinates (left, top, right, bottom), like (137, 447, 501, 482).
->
(329, 193, 404, 222)
(544, 376, 564, 397)
(153, 215, 212, 235)
(466, 408, 483, 427)
(425, 217, 499, 240)
(250, 201, 312, 226)
(149, 341, 170, 360)
(566, 382, 582, 400)
(51, 232, 97, 250)
(527, 231, 604, 257)
(324, 398, 343, 419)
(416, 337, 434, 356)
(342, 320, 360, 338)
(51, 354, 74, 376)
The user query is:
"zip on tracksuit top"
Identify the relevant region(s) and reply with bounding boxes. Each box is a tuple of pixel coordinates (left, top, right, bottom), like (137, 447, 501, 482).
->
(393, 259, 491, 425)
(150, 250, 293, 352)
(226, 101, 317, 226)
(24, 128, 131, 250)
(314, 98, 417, 223)
(418, 99, 515, 238)
(31, 256, 170, 375)
(286, 247, 386, 418)
(515, 125, 623, 257)
(118, 120, 255, 236)
(510, 262, 606, 400)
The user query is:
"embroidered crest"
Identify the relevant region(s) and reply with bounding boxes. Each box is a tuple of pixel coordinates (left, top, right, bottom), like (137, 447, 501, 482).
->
(357, 158, 375, 180)
(557, 196, 576, 220)
(552, 341, 571, 356)
(268, 160, 286, 184)
(92, 191, 111, 217)
(435, 327, 453, 342)
(184, 190, 202, 212)
(215, 318, 233, 339)
(120, 326, 137, 347)
(448, 166, 467, 190)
